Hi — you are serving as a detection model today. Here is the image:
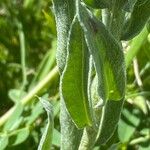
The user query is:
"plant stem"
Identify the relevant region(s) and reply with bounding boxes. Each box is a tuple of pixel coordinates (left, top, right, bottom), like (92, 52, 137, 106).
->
(0, 66, 59, 127)
(133, 58, 143, 89)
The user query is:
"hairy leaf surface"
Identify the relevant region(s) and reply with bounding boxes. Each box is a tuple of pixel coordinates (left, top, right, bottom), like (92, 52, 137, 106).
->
(52, 1, 82, 148)
(77, 2, 126, 102)
(121, 0, 150, 40)
(96, 99, 124, 144)
(61, 17, 93, 128)
(52, 0, 75, 73)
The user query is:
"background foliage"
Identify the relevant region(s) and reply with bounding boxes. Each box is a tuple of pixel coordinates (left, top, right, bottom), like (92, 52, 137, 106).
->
(0, 0, 150, 149)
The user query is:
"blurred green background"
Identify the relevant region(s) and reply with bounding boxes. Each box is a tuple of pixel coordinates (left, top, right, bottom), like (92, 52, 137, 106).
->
(0, 0, 150, 149)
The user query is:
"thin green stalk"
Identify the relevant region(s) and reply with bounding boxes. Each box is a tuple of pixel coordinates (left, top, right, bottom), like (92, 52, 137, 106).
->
(0, 66, 59, 127)
(29, 40, 56, 89)
(18, 23, 27, 93)
(37, 41, 56, 82)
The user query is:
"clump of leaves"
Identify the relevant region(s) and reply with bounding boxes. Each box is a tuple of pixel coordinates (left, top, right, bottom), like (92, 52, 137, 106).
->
(0, 0, 150, 149)
(53, 0, 150, 149)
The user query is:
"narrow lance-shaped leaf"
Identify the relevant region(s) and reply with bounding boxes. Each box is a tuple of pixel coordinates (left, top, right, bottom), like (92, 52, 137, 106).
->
(76, 2, 126, 144)
(77, 2, 126, 102)
(61, 17, 93, 128)
(121, 0, 150, 40)
(96, 98, 124, 144)
(38, 98, 54, 150)
(52, 0, 75, 73)
(109, 0, 126, 39)
(52, 1, 82, 149)
(60, 100, 83, 149)
(88, 76, 125, 145)
(52, 1, 82, 148)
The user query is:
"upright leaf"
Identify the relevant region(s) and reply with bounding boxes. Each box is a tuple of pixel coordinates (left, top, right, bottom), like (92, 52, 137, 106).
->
(77, 1, 126, 144)
(125, 26, 148, 68)
(52, 1, 82, 149)
(77, 2, 126, 102)
(96, 99, 124, 144)
(60, 101, 83, 149)
(61, 17, 93, 128)
(109, 0, 126, 39)
(86, 76, 124, 145)
(38, 98, 54, 150)
(26, 101, 43, 125)
(52, 0, 75, 73)
(121, 0, 150, 40)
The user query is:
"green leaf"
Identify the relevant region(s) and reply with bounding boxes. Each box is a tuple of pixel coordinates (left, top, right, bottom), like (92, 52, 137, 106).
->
(133, 96, 148, 114)
(77, 2, 126, 101)
(26, 101, 43, 125)
(96, 98, 124, 144)
(9, 127, 30, 146)
(83, 0, 128, 10)
(118, 108, 140, 142)
(53, 0, 82, 148)
(108, 142, 122, 150)
(121, 0, 150, 40)
(109, 0, 126, 39)
(42, 10, 56, 35)
(38, 98, 54, 150)
(52, 0, 75, 73)
(52, 129, 60, 147)
(0, 135, 8, 150)
(8, 89, 26, 103)
(83, 0, 110, 9)
(125, 26, 148, 68)
(61, 17, 93, 128)
(146, 19, 150, 32)
(3, 103, 23, 131)
(123, 0, 137, 12)
(60, 100, 83, 149)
